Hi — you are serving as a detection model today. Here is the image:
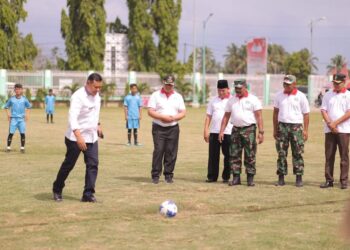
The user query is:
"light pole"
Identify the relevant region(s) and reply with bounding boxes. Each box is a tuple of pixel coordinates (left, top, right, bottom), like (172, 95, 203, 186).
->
(201, 13, 214, 105)
(310, 17, 326, 57)
(191, 0, 199, 107)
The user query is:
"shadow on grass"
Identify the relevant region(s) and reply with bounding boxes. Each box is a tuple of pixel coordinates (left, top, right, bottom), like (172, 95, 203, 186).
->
(254, 180, 326, 187)
(115, 176, 151, 183)
(116, 175, 209, 184)
(34, 193, 80, 202)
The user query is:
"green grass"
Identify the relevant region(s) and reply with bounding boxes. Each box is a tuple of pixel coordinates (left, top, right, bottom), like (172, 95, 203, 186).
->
(0, 107, 350, 249)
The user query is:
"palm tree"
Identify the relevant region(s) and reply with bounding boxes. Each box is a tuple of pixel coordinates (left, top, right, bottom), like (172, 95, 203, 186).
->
(327, 55, 347, 74)
(137, 83, 151, 95)
(63, 83, 81, 96)
(268, 44, 288, 74)
(175, 80, 192, 100)
(101, 83, 116, 107)
(223, 43, 246, 74)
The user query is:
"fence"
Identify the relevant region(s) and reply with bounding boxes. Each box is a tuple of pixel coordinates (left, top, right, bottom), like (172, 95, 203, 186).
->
(0, 69, 333, 106)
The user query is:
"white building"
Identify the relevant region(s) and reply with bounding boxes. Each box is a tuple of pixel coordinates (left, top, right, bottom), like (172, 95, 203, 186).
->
(103, 33, 128, 75)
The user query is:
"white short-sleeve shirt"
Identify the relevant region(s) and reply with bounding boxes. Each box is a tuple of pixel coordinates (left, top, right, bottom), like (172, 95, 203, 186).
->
(225, 93, 262, 127)
(148, 90, 186, 127)
(274, 90, 310, 124)
(321, 89, 350, 133)
(206, 96, 233, 134)
(65, 87, 101, 143)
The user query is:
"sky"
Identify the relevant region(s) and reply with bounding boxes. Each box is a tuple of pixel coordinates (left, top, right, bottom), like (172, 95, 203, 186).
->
(19, 0, 350, 74)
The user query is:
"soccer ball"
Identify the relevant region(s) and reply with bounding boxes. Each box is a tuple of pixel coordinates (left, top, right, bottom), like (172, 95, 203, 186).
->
(159, 200, 178, 218)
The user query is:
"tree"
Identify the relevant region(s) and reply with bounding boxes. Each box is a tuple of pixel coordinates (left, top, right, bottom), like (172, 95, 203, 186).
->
(127, 0, 157, 72)
(64, 83, 81, 96)
(223, 43, 246, 74)
(327, 55, 347, 74)
(186, 47, 221, 74)
(268, 44, 288, 74)
(151, 0, 182, 77)
(107, 17, 128, 34)
(284, 49, 314, 85)
(100, 82, 116, 107)
(61, 0, 106, 70)
(0, 0, 38, 69)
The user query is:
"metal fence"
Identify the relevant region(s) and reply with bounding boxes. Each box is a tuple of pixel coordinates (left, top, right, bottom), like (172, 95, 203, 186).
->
(0, 70, 333, 106)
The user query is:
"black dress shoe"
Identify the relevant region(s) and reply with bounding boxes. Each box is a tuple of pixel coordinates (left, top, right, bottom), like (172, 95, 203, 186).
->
(53, 192, 62, 202)
(165, 178, 174, 184)
(81, 195, 97, 203)
(341, 183, 348, 189)
(320, 181, 333, 188)
(152, 178, 159, 184)
(205, 179, 216, 183)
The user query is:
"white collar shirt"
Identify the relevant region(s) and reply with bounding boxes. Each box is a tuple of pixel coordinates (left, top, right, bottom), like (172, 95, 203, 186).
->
(274, 90, 310, 124)
(147, 90, 186, 127)
(321, 89, 350, 133)
(225, 93, 262, 127)
(65, 87, 101, 143)
(207, 96, 233, 134)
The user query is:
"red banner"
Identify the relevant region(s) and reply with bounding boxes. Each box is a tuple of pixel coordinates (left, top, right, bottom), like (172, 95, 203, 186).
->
(246, 38, 268, 75)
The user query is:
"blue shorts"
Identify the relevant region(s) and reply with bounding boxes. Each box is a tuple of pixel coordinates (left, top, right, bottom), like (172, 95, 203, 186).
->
(46, 109, 54, 114)
(126, 119, 139, 129)
(9, 118, 26, 134)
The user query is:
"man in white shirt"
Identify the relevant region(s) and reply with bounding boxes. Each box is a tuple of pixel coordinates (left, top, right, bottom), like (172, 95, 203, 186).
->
(320, 73, 350, 189)
(273, 75, 310, 187)
(219, 79, 264, 187)
(204, 79, 232, 183)
(148, 75, 186, 184)
(53, 73, 103, 202)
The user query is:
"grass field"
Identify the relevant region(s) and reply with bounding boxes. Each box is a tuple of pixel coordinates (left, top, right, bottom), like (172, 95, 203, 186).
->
(1, 106, 350, 250)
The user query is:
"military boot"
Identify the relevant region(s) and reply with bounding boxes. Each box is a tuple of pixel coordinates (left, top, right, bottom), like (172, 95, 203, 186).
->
(296, 175, 303, 187)
(247, 174, 255, 187)
(229, 174, 241, 186)
(276, 175, 285, 186)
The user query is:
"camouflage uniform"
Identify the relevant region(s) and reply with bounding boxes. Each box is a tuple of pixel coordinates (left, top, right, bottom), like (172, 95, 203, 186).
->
(229, 125, 257, 175)
(275, 122, 304, 175)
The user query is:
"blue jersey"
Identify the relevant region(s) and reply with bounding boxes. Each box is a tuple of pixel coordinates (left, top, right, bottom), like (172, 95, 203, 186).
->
(4, 96, 31, 119)
(123, 94, 142, 119)
(45, 95, 55, 113)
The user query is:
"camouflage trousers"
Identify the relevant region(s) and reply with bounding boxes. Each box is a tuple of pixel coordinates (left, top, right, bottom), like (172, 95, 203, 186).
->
(276, 122, 304, 175)
(229, 124, 257, 175)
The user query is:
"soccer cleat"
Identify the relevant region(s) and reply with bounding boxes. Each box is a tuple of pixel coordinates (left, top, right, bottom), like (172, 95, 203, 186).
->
(6, 147, 11, 152)
(134, 142, 142, 146)
(20, 147, 25, 153)
(126, 142, 131, 146)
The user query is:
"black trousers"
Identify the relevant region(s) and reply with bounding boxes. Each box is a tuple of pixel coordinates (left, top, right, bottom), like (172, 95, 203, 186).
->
(53, 137, 99, 197)
(207, 133, 231, 181)
(151, 123, 179, 179)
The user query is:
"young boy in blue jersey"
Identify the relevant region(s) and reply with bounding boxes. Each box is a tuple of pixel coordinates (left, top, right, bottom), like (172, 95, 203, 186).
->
(45, 89, 55, 123)
(124, 84, 142, 146)
(4, 84, 32, 153)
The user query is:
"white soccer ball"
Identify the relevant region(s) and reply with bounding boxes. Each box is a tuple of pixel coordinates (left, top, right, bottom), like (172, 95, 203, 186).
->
(159, 200, 178, 218)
